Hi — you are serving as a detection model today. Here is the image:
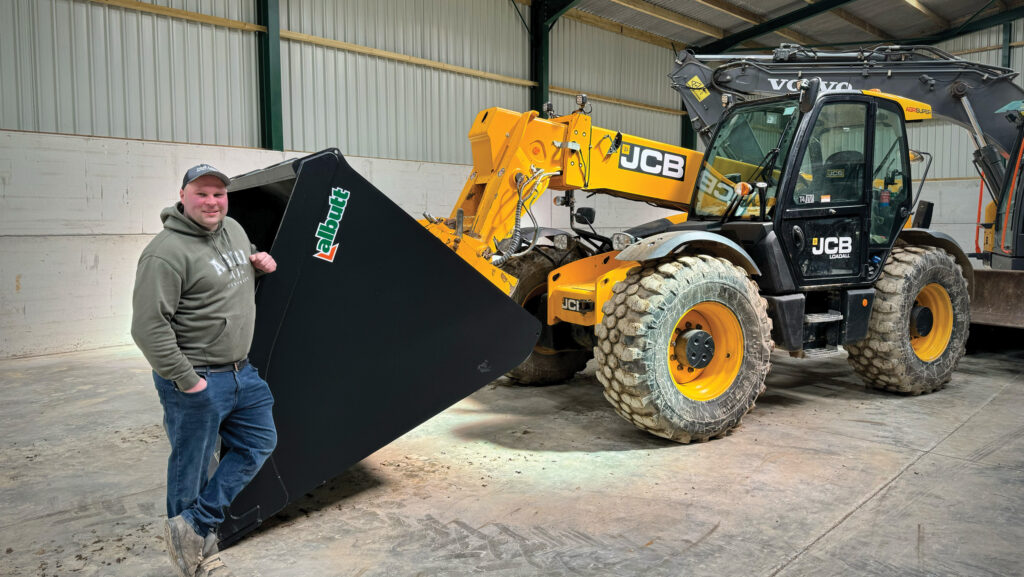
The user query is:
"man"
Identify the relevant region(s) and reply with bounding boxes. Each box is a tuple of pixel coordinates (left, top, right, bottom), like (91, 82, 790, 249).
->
(131, 164, 278, 577)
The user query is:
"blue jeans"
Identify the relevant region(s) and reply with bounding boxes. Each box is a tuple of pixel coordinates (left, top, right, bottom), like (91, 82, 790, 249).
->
(153, 363, 277, 536)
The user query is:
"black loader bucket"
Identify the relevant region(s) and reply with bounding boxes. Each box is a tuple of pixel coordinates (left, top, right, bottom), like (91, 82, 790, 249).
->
(218, 149, 539, 546)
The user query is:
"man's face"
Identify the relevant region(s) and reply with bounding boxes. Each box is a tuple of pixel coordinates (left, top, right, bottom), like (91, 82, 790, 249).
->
(180, 175, 228, 231)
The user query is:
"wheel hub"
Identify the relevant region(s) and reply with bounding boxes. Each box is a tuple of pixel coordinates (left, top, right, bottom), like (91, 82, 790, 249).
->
(681, 329, 715, 369)
(911, 304, 933, 337)
(668, 303, 744, 401)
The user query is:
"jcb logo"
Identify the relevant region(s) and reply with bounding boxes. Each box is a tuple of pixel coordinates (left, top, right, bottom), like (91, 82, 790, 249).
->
(562, 297, 595, 313)
(812, 236, 853, 259)
(619, 142, 686, 180)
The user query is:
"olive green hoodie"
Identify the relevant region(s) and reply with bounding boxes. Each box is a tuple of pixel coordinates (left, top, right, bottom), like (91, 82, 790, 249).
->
(131, 203, 258, 391)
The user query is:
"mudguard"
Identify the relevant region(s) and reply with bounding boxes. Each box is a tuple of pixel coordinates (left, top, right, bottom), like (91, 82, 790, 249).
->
(218, 149, 540, 546)
(898, 228, 974, 296)
(616, 230, 761, 276)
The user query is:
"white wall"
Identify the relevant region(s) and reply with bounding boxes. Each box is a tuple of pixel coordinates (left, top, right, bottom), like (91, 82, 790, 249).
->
(0, 128, 671, 359)
(0, 130, 466, 358)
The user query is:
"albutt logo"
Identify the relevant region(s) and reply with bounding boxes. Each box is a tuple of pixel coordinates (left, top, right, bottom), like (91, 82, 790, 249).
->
(313, 187, 351, 262)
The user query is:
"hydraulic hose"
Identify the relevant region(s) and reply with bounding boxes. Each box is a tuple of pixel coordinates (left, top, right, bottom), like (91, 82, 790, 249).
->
(491, 170, 559, 266)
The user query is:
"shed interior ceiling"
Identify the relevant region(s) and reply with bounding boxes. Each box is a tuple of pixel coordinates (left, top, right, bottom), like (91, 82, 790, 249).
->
(567, 0, 1023, 51)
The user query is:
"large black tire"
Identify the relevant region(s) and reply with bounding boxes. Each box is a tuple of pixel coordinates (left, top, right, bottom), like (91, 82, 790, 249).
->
(847, 244, 969, 394)
(502, 248, 592, 385)
(595, 255, 773, 443)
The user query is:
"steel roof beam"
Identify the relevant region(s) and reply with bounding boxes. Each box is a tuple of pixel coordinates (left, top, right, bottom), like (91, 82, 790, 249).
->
(902, 0, 950, 29)
(608, 0, 724, 38)
(688, 0, 824, 47)
(803, 0, 891, 39)
(917, 5, 1024, 44)
(696, 0, 856, 53)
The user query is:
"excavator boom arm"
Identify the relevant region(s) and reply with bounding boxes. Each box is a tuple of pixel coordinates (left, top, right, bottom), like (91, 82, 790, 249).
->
(672, 45, 1024, 198)
(674, 45, 1021, 151)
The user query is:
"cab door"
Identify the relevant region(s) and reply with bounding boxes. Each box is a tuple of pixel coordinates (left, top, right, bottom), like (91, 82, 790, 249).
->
(778, 97, 874, 287)
(866, 100, 914, 274)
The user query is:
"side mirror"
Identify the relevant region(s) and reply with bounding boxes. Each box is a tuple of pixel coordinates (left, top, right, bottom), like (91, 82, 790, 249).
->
(575, 207, 596, 225)
(799, 78, 820, 114)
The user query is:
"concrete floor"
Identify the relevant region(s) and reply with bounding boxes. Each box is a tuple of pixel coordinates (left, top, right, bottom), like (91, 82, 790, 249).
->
(1, 331, 1022, 577)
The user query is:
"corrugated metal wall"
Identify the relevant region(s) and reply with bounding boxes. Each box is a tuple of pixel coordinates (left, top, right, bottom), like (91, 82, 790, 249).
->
(906, 22, 1023, 179)
(278, 0, 684, 162)
(550, 17, 682, 147)
(0, 0, 261, 147)
(279, 0, 530, 162)
(1, 0, 691, 162)
(5, 1, 1015, 170)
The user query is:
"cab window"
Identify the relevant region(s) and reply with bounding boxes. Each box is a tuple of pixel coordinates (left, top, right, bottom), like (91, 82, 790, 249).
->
(870, 105, 910, 246)
(793, 102, 868, 206)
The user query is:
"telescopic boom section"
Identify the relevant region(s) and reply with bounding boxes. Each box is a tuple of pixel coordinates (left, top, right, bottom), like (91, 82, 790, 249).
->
(419, 106, 702, 295)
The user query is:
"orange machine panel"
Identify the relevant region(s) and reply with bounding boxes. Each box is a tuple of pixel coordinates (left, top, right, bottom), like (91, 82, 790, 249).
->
(547, 251, 638, 327)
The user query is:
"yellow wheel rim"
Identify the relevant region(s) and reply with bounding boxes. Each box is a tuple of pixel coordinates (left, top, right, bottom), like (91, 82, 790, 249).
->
(668, 302, 744, 401)
(911, 283, 953, 362)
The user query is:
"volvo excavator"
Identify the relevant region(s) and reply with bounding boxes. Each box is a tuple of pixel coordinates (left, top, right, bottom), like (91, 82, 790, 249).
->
(215, 44, 1023, 545)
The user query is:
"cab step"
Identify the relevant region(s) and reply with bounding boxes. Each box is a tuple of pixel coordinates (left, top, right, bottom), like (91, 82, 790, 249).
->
(804, 310, 843, 323)
(801, 346, 844, 358)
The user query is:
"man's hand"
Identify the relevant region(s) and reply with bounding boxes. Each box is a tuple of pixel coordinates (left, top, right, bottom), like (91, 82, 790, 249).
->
(250, 251, 277, 273)
(183, 377, 208, 394)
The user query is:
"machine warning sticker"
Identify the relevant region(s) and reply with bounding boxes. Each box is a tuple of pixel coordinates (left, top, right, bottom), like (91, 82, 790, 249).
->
(820, 194, 832, 203)
(313, 187, 350, 262)
(798, 193, 815, 204)
(619, 142, 686, 180)
(687, 76, 711, 102)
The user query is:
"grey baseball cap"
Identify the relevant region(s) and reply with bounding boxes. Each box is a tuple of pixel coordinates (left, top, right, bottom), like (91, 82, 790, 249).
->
(181, 164, 231, 188)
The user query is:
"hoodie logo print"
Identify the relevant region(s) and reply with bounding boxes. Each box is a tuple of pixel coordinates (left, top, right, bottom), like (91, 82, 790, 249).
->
(209, 249, 248, 277)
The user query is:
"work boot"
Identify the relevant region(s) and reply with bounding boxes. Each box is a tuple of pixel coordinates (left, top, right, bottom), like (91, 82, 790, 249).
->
(195, 552, 235, 576)
(163, 515, 205, 577)
(195, 531, 234, 576)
